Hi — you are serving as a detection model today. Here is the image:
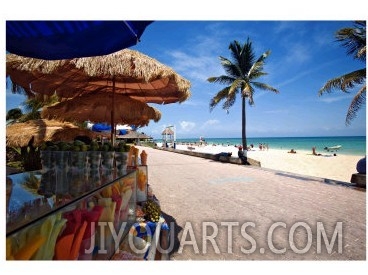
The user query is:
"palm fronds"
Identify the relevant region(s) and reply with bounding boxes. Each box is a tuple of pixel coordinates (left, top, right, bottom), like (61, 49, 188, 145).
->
(346, 86, 366, 125)
(319, 21, 366, 125)
(318, 68, 366, 94)
(336, 21, 366, 61)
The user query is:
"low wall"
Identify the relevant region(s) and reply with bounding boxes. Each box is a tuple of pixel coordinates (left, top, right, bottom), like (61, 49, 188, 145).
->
(350, 173, 366, 188)
(155, 147, 261, 167)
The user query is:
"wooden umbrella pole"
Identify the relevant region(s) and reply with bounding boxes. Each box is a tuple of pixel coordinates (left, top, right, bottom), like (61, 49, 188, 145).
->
(111, 76, 116, 146)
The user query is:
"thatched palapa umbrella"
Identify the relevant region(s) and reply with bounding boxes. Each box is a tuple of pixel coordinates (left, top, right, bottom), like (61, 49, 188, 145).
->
(6, 119, 101, 147)
(41, 92, 161, 127)
(7, 49, 191, 143)
(6, 49, 191, 102)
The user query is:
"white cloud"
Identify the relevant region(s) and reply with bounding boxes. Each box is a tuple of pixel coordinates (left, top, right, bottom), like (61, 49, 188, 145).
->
(180, 121, 196, 132)
(168, 49, 223, 82)
(202, 119, 220, 126)
(181, 100, 202, 106)
(318, 94, 353, 103)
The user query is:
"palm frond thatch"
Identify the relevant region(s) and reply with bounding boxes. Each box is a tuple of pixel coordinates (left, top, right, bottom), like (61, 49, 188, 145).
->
(117, 131, 152, 139)
(41, 92, 161, 127)
(6, 119, 97, 147)
(161, 128, 174, 135)
(6, 49, 191, 103)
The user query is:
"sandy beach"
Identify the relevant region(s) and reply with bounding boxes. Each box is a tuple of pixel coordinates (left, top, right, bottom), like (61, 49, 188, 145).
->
(157, 143, 364, 183)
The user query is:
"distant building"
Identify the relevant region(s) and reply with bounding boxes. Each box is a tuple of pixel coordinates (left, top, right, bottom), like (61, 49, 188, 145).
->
(116, 130, 153, 145)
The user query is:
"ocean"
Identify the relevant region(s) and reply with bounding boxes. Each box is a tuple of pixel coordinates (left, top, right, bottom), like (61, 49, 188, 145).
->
(158, 136, 366, 156)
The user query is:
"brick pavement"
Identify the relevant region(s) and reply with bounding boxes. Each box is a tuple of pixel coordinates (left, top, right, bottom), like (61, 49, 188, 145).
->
(138, 146, 366, 260)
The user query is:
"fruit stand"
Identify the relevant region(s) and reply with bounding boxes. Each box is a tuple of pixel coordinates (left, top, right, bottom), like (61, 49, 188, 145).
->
(6, 142, 169, 261)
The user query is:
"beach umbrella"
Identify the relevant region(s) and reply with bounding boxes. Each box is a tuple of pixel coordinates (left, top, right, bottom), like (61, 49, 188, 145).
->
(91, 123, 112, 133)
(6, 119, 100, 147)
(41, 92, 162, 128)
(6, 49, 191, 143)
(6, 49, 191, 103)
(89, 124, 132, 132)
(6, 21, 153, 60)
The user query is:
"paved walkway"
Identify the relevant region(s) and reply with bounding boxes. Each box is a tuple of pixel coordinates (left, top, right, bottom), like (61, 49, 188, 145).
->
(138, 146, 366, 260)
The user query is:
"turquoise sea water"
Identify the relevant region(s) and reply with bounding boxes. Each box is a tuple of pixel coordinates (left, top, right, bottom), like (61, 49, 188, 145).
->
(160, 136, 366, 156)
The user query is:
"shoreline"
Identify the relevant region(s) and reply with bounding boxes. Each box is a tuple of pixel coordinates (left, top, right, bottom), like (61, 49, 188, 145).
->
(156, 142, 363, 183)
(155, 136, 366, 156)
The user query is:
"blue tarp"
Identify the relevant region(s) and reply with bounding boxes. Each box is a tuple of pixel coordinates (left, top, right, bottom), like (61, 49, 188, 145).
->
(119, 129, 128, 135)
(92, 123, 112, 132)
(6, 21, 153, 60)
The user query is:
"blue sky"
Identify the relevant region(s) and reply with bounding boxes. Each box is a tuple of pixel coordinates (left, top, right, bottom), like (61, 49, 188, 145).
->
(133, 21, 365, 139)
(4, 18, 367, 141)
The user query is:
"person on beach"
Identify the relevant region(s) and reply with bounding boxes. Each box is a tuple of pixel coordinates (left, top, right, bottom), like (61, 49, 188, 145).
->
(238, 146, 247, 164)
(312, 146, 321, 156)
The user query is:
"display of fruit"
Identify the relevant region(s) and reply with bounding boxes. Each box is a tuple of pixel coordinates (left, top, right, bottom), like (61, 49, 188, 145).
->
(137, 170, 147, 191)
(90, 141, 99, 151)
(100, 186, 112, 198)
(115, 142, 130, 152)
(142, 199, 161, 223)
(57, 142, 69, 151)
(120, 177, 134, 193)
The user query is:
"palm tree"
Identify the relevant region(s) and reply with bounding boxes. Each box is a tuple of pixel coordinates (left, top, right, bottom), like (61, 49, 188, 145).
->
(7, 76, 60, 122)
(318, 21, 366, 125)
(6, 108, 23, 122)
(20, 94, 59, 122)
(208, 39, 279, 163)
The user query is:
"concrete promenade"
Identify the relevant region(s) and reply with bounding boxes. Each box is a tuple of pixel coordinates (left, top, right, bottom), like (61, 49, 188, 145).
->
(138, 146, 366, 261)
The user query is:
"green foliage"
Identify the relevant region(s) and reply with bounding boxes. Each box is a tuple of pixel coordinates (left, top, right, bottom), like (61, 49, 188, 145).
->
(13, 94, 60, 123)
(142, 199, 161, 223)
(6, 108, 23, 121)
(208, 38, 279, 150)
(114, 141, 130, 152)
(319, 21, 366, 126)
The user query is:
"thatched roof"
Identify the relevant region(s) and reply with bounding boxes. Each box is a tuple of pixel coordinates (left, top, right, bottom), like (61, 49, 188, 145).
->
(41, 92, 161, 127)
(162, 128, 174, 135)
(117, 131, 152, 140)
(6, 119, 99, 147)
(6, 49, 191, 104)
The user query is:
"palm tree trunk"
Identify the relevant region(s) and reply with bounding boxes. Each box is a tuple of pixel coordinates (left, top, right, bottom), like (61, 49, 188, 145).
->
(241, 96, 248, 164)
